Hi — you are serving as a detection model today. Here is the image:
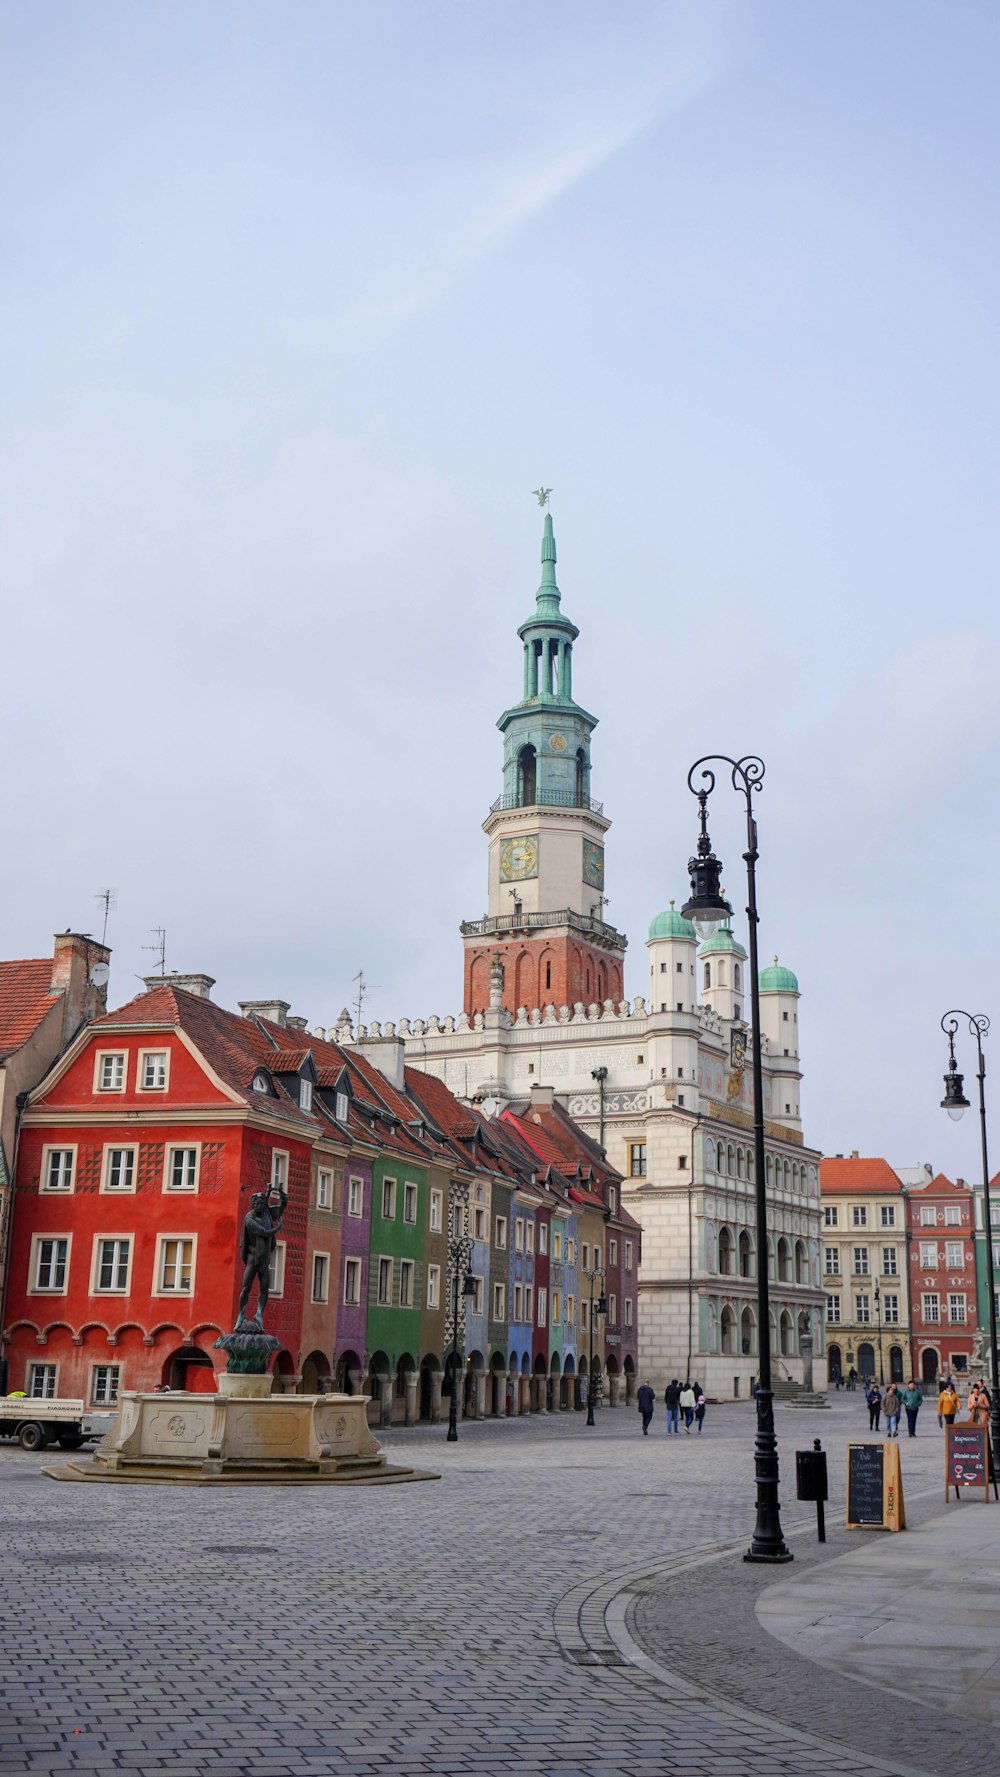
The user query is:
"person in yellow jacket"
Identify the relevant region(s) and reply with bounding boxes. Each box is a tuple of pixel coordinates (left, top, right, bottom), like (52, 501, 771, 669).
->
(938, 1383, 960, 1427)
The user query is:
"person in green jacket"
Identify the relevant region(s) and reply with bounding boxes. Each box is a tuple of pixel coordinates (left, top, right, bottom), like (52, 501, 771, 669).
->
(900, 1380, 922, 1438)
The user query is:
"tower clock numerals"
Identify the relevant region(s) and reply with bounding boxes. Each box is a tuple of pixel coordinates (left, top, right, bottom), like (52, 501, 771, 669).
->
(500, 835, 539, 881)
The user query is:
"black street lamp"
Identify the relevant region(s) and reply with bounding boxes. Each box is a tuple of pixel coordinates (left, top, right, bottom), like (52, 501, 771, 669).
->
(446, 1236, 477, 1443)
(682, 754, 792, 1565)
(939, 1012, 999, 1455)
(874, 1281, 885, 1385)
(583, 1264, 607, 1426)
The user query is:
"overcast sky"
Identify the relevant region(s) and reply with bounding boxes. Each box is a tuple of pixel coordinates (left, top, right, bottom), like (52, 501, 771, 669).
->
(3, 3, 999, 1175)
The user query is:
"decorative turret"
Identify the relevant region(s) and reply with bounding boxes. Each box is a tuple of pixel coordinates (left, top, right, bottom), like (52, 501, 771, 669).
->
(697, 920, 748, 1024)
(759, 954, 801, 1070)
(647, 901, 697, 1017)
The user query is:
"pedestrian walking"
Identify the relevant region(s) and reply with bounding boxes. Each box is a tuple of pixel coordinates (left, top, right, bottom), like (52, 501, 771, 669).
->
(679, 1381, 696, 1433)
(968, 1381, 991, 1427)
(847, 1367, 858, 1392)
(664, 1378, 681, 1434)
(867, 1383, 882, 1431)
(636, 1380, 655, 1436)
(695, 1390, 706, 1433)
(883, 1383, 901, 1437)
(938, 1382, 960, 1427)
(900, 1379, 922, 1438)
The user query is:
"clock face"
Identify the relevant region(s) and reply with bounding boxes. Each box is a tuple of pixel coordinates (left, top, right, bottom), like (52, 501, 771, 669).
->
(549, 732, 567, 752)
(582, 840, 604, 889)
(500, 835, 539, 881)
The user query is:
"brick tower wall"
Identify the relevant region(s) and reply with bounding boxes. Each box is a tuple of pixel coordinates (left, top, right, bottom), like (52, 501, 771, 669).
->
(464, 935, 625, 1018)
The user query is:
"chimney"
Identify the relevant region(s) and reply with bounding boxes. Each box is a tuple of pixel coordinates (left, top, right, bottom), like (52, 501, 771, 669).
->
(145, 972, 215, 1000)
(850, 1149, 859, 1160)
(238, 999, 290, 1028)
(530, 1083, 555, 1107)
(359, 1035, 405, 1091)
(50, 932, 111, 1037)
(287, 1015, 308, 1032)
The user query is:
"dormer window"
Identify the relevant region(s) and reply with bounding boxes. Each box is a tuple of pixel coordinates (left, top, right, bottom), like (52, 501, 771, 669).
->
(336, 1091, 349, 1123)
(253, 1074, 269, 1094)
(300, 1080, 313, 1113)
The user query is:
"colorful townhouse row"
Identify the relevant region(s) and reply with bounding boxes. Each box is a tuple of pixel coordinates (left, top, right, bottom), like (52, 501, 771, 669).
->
(0, 971, 640, 1422)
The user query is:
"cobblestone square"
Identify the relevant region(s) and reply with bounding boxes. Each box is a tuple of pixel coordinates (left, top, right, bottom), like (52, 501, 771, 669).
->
(0, 1397, 992, 1777)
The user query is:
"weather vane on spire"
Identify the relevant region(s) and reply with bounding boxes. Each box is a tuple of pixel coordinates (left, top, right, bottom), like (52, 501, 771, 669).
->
(532, 487, 552, 508)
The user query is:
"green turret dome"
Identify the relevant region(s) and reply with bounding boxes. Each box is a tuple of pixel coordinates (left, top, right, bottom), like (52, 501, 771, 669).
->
(697, 920, 748, 961)
(759, 956, 799, 993)
(648, 900, 696, 942)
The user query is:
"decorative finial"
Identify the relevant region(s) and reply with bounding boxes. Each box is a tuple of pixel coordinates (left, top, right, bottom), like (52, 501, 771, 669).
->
(669, 899, 675, 908)
(773, 954, 779, 965)
(532, 487, 552, 508)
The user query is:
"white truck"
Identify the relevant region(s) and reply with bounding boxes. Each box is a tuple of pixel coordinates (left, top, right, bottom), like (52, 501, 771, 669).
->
(0, 1397, 115, 1452)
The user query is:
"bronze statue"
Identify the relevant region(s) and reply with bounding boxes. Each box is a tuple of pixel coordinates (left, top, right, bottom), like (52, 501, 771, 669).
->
(237, 1189, 287, 1329)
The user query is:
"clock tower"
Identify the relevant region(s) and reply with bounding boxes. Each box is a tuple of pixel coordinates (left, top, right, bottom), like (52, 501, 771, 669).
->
(461, 511, 627, 1017)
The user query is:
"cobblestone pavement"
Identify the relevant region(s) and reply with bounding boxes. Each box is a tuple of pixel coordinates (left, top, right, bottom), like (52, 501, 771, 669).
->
(0, 1395, 977, 1777)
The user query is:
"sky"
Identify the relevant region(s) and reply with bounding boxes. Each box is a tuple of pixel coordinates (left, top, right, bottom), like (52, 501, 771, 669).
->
(2, 2, 999, 1174)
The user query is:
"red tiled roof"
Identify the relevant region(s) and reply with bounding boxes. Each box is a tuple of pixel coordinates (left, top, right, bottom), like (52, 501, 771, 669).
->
(0, 959, 58, 1059)
(820, 1156, 904, 1195)
(261, 1049, 311, 1073)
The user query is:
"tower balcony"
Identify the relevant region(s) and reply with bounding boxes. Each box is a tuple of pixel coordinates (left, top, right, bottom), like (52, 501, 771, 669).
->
(488, 790, 604, 816)
(460, 906, 627, 950)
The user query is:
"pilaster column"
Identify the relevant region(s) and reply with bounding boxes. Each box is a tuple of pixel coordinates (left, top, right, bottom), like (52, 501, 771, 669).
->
(429, 1372, 443, 1422)
(608, 1374, 621, 1407)
(403, 1370, 418, 1427)
(474, 1371, 487, 1420)
(378, 1371, 392, 1428)
(519, 1375, 531, 1415)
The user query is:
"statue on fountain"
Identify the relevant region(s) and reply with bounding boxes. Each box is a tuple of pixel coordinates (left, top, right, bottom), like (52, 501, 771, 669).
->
(215, 1185, 288, 1375)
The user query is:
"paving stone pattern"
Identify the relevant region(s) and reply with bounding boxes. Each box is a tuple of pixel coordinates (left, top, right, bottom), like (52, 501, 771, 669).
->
(0, 1397, 975, 1777)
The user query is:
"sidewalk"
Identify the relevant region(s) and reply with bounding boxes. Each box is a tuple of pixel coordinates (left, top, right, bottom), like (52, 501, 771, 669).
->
(757, 1496, 1000, 1724)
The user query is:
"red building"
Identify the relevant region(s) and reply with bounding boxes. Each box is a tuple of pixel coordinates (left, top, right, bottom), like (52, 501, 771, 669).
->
(905, 1171, 977, 1385)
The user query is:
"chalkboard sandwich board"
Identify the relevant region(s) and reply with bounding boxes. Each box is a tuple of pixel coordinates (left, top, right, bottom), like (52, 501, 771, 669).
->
(945, 1424, 998, 1502)
(846, 1441, 905, 1531)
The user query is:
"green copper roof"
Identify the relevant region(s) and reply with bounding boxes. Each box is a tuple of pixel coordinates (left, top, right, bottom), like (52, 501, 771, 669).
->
(697, 921, 748, 960)
(759, 958, 799, 993)
(517, 513, 578, 641)
(648, 901, 696, 941)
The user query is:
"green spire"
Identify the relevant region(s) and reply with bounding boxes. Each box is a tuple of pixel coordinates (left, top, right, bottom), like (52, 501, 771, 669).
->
(535, 513, 562, 618)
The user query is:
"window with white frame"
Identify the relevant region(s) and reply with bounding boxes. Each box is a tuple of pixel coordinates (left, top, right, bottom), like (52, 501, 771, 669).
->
(495, 1216, 507, 1250)
(526, 1221, 535, 1255)
(91, 1364, 120, 1405)
(607, 1293, 617, 1323)
(104, 1146, 136, 1193)
(376, 1256, 392, 1304)
(538, 1223, 548, 1256)
(470, 1275, 484, 1316)
(566, 1294, 575, 1325)
(28, 1363, 57, 1398)
(266, 1241, 285, 1297)
(552, 1227, 563, 1261)
(165, 1147, 198, 1193)
(946, 1241, 964, 1269)
(920, 1242, 939, 1269)
(880, 1204, 897, 1227)
(581, 1299, 589, 1331)
(95, 1052, 125, 1092)
(624, 1297, 633, 1327)
(882, 1247, 898, 1276)
(139, 1050, 168, 1091)
(429, 1189, 443, 1233)
(993, 1242, 1000, 1270)
(826, 1296, 841, 1324)
(32, 1236, 69, 1292)
(852, 1205, 868, 1227)
(403, 1182, 418, 1225)
(525, 1283, 533, 1321)
(311, 1253, 329, 1303)
(42, 1147, 75, 1192)
(855, 1293, 870, 1324)
(882, 1292, 899, 1324)
(493, 1281, 505, 1320)
(551, 1291, 561, 1325)
(608, 1188, 617, 1213)
(335, 1091, 349, 1123)
(427, 1264, 440, 1309)
(949, 1294, 967, 1324)
(317, 1169, 332, 1210)
(824, 1205, 839, 1226)
(990, 1205, 1000, 1227)
(923, 1292, 940, 1323)
(382, 1178, 396, 1219)
(853, 1248, 869, 1275)
(473, 1207, 486, 1240)
(609, 1238, 618, 1266)
(513, 1283, 523, 1321)
(299, 1080, 313, 1113)
(921, 1207, 936, 1226)
(514, 1218, 524, 1252)
(537, 1286, 547, 1327)
(344, 1258, 361, 1305)
(945, 1205, 962, 1225)
(625, 1240, 633, 1271)
(94, 1237, 130, 1292)
(582, 1242, 590, 1271)
(824, 1247, 839, 1275)
(157, 1238, 193, 1293)
(629, 1142, 647, 1176)
(271, 1151, 288, 1192)
(399, 1259, 414, 1307)
(348, 1176, 363, 1217)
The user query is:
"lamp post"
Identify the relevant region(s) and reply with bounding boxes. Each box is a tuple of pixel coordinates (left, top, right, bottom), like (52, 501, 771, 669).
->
(681, 753, 792, 1564)
(446, 1235, 476, 1443)
(874, 1281, 885, 1385)
(583, 1264, 607, 1426)
(591, 1067, 608, 1151)
(939, 1012, 1000, 1456)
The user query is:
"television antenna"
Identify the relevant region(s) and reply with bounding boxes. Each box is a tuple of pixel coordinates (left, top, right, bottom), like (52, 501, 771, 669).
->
(352, 968, 381, 1030)
(144, 927, 167, 976)
(95, 888, 118, 946)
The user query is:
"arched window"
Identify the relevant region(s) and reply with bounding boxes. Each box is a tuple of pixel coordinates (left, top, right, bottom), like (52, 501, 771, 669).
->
(740, 1305, 756, 1354)
(795, 1239, 808, 1285)
(719, 963, 727, 987)
(721, 1304, 737, 1355)
(777, 1237, 792, 1282)
(704, 962, 711, 990)
(734, 964, 741, 991)
(727, 1144, 735, 1176)
(746, 1149, 755, 1183)
(704, 1139, 716, 1173)
(766, 1155, 773, 1187)
(780, 1310, 795, 1357)
(545, 962, 552, 990)
(517, 744, 537, 806)
(575, 748, 587, 805)
(718, 1227, 734, 1276)
(736, 1149, 744, 1180)
(738, 1230, 753, 1278)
